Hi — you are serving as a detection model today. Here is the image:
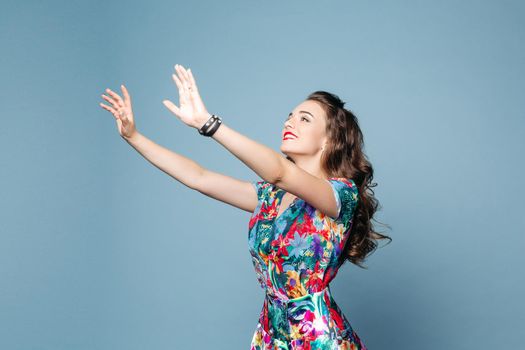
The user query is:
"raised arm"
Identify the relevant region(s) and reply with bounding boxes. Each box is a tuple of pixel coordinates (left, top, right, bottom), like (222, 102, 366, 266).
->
(162, 64, 284, 185)
(125, 133, 258, 213)
(202, 119, 342, 220)
(100, 83, 258, 213)
(162, 64, 345, 220)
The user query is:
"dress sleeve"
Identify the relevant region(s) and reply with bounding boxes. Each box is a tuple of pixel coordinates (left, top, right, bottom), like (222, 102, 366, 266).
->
(326, 178, 359, 223)
(251, 180, 267, 203)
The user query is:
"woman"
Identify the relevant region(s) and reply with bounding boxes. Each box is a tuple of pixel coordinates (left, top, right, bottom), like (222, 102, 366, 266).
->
(99, 64, 390, 349)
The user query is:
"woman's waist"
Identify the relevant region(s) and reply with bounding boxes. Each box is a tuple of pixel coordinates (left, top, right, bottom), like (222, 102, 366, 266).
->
(260, 285, 338, 340)
(265, 285, 332, 304)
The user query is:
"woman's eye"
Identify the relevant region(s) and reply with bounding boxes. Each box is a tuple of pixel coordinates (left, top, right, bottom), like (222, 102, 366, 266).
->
(285, 115, 309, 122)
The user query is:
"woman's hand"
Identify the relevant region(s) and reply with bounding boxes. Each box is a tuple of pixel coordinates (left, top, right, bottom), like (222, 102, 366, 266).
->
(99, 84, 138, 141)
(162, 64, 211, 130)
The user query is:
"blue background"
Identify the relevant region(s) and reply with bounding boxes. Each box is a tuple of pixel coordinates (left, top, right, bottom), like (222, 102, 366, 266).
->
(1, 0, 524, 349)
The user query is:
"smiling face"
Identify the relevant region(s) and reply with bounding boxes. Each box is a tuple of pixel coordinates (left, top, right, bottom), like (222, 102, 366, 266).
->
(280, 100, 328, 161)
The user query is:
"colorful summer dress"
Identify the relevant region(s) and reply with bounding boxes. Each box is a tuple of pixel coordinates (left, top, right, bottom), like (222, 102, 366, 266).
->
(248, 177, 367, 350)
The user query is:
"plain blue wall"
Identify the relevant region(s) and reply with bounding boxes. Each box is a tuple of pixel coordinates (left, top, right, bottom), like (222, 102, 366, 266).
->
(1, 0, 524, 349)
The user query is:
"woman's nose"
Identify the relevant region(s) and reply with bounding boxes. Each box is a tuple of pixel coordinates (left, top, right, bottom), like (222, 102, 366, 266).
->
(284, 118, 295, 128)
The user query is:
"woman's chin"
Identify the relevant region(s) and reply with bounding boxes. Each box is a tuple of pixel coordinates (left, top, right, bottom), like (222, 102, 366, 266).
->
(280, 146, 291, 154)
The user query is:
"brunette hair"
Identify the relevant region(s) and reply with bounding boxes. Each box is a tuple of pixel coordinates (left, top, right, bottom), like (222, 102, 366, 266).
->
(286, 91, 392, 268)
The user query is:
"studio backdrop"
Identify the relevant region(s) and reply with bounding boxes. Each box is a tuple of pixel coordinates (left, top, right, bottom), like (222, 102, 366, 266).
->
(1, 0, 524, 349)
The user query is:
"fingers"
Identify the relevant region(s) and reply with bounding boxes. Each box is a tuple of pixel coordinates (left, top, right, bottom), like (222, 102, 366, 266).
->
(174, 64, 195, 92)
(105, 88, 125, 107)
(174, 64, 200, 107)
(172, 66, 192, 105)
(175, 64, 190, 86)
(174, 64, 185, 88)
(101, 94, 120, 110)
(120, 84, 131, 106)
(100, 86, 128, 121)
(186, 69, 199, 104)
(99, 102, 119, 120)
(171, 73, 184, 92)
(172, 73, 190, 105)
(101, 94, 119, 108)
(187, 68, 197, 90)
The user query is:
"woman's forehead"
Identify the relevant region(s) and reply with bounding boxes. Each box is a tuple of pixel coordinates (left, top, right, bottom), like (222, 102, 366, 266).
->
(292, 100, 326, 118)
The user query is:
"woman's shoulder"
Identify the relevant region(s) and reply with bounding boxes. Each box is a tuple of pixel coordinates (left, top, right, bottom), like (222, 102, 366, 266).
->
(325, 177, 359, 223)
(327, 176, 357, 186)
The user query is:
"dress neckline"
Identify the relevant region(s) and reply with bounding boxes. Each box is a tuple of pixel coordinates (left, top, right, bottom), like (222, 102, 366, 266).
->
(273, 189, 300, 222)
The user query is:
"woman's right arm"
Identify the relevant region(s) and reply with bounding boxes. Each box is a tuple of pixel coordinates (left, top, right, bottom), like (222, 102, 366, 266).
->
(125, 133, 258, 213)
(100, 85, 257, 214)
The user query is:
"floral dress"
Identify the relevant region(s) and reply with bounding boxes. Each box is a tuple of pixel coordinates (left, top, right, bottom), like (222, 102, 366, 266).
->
(248, 177, 367, 350)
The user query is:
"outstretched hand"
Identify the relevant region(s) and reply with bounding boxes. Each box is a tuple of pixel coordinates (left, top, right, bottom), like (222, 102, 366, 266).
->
(99, 84, 138, 141)
(162, 64, 211, 130)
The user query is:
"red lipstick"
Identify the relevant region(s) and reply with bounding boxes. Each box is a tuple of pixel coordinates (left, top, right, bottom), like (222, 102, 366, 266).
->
(283, 131, 297, 139)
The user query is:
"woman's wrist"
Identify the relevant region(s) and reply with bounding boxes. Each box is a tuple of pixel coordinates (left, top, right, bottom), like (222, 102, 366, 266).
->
(194, 112, 213, 130)
(123, 130, 141, 144)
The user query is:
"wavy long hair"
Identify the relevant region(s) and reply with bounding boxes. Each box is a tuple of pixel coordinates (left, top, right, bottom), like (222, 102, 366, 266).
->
(286, 91, 392, 268)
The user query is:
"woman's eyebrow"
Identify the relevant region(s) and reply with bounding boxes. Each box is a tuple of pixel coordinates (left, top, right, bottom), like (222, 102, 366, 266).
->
(288, 110, 315, 119)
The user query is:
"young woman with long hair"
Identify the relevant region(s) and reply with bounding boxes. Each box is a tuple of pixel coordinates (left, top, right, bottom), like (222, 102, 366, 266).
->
(99, 63, 391, 349)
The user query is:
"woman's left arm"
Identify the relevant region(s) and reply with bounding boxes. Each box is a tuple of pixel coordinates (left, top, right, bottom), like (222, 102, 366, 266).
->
(210, 122, 342, 220)
(162, 63, 284, 184)
(208, 121, 284, 184)
(162, 64, 341, 219)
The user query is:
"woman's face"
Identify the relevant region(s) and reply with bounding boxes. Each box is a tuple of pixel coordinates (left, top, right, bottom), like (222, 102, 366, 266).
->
(280, 100, 328, 159)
